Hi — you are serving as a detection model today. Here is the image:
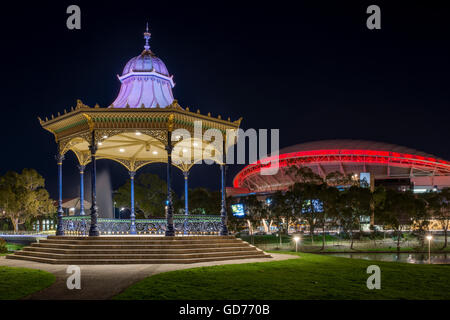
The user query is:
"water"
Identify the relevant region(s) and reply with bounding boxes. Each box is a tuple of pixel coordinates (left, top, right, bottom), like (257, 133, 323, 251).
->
(325, 252, 450, 264)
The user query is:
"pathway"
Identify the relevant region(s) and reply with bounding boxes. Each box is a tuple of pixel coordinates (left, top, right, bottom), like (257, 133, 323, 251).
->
(0, 253, 297, 300)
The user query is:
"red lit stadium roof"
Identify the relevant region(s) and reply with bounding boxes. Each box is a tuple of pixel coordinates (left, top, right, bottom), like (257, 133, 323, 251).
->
(233, 140, 450, 191)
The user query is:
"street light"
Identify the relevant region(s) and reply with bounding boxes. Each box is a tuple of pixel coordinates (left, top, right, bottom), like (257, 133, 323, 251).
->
(293, 236, 300, 253)
(426, 235, 432, 264)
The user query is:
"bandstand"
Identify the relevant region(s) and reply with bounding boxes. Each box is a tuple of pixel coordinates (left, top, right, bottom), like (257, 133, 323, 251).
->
(38, 26, 242, 237)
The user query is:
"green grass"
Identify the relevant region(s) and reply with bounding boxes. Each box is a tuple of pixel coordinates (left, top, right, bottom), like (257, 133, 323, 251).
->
(0, 266, 56, 300)
(0, 244, 25, 256)
(114, 252, 450, 300)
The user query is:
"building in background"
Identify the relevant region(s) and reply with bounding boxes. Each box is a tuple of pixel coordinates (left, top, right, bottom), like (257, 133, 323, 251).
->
(228, 140, 450, 233)
(230, 139, 450, 196)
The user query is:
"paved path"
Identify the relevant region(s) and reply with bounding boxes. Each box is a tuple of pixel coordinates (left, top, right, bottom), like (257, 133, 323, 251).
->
(0, 253, 297, 300)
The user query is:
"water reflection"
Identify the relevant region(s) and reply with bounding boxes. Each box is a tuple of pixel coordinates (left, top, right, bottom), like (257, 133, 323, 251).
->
(326, 253, 450, 264)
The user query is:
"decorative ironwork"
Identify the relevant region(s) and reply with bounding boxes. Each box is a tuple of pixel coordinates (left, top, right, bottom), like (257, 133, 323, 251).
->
(61, 215, 222, 235)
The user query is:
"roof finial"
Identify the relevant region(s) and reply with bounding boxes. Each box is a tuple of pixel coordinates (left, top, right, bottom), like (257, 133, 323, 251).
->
(144, 22, 151, 51)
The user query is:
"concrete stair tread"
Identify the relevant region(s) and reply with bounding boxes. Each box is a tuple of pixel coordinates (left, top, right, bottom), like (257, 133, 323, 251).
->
(15, 250, 263, 259)
(47, 235, 236, 240)
(33, 244, 249, 249)
(7, 253, 271, 265)
(8, 236, 271, 265)
(42, 239, 242, 244)
(23, 247, 255, 254)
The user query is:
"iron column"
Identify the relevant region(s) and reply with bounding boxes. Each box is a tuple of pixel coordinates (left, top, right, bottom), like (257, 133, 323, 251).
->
(89, 132, 99, 236)
(183, 171, 189, 235)
(77, 165, 86, 215)
(129, 171, 137, 234)
(56, 153, 65, 236)
(165, 130, 175, 236)
(220, 139, 229, 236)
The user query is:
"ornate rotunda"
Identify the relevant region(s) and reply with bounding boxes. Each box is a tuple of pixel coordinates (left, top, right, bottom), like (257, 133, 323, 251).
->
(38, 26, 242, 237)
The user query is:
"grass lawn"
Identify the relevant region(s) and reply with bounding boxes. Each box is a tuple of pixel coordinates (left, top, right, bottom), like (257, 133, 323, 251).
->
(0, 266, 56, 300)
(0, 244, 25, 256)
(114, 252, 450, 300)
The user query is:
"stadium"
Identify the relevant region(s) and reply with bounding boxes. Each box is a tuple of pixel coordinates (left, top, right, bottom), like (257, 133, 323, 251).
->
(230, 140, 450, 196)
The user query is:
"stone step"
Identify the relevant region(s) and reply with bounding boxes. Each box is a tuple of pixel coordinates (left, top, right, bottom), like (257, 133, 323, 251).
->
(23, 246, 255, 254)
(14, 250, 263, 260)
(7, 236, 270, 265)
(47, 235, 236, 240)
(6, 255, 58, 264)
(41, 239, 242, 245)
(6, 253, 270, 265)
(32, 243, 249, 250)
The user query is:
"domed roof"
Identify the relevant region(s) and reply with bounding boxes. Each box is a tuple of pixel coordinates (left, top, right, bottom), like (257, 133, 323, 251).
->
(121, 50, 169, 76)
(110, 25, 175, 109)
(279, 139, 440, 159)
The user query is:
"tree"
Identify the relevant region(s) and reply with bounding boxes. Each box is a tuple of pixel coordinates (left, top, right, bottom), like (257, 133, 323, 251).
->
(268, 191, 290, 241)
(339, 185, 371, 249)
(299, 183, 323, 244)
(0, 169, 55, 233)
(115, 173, 170, 217)
(287, 166, 323, 243)
(317, 184, 339, 250)
(425, 188, 450, 248)
(411, 195, 429, 247)
(288, 166, 352, 245)
(188, 188, 221, 215)
(283, 183, 304, 234)
(241, 195, 265, 243)
(376, 189, 417, 251)
(287, 166, 323, 184)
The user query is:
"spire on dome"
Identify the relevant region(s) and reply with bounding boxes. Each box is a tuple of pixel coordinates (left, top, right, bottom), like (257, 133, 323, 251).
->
(143, 23, 151, 51)
(109, 26, 175, 109)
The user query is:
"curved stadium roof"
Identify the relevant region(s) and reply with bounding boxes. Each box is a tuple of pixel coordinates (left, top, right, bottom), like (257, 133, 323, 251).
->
(233, 139, 450, 191)
(279, 140, 440, 159)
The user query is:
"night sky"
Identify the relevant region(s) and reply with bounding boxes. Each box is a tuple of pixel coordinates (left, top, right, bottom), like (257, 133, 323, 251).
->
(1, 1, 449, 200)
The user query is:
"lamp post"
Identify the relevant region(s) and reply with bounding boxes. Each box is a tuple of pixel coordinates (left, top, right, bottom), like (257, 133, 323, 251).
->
(426, 235, 432, 264)
(293, 236, 300, 252)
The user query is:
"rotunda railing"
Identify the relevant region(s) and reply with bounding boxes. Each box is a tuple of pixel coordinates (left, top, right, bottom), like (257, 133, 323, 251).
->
(61, 215, 222, 236)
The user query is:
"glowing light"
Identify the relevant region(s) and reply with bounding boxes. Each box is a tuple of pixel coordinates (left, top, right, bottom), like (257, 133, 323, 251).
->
(182, 148, 188, 153)
(193, 142, 199, 147)
(426, 235, 433, 241)
(233, 149, 450, 188)
(135, 131, 141, 136)
(103, 135, 108, 139)
(119, 148, 125, 152)
(293, 236, 300, 242)
(98, 142, 103, 146)
(175, 135, 180, 140)
(152, 151, 158, 155)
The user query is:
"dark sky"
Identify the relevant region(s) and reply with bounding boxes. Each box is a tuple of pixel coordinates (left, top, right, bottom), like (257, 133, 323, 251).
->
(1, 1, 449, 199)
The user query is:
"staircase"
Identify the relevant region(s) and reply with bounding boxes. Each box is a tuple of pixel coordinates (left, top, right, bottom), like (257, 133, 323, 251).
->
(6, 235, 271, 264)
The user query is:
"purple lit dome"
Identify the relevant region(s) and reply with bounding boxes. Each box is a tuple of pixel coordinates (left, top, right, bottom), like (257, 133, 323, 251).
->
(121, 52, 169, 76)
(110, 25, 175, 109)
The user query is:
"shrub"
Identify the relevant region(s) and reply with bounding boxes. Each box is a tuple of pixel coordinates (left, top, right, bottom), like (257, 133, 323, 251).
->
(0, 239, 8, 253)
